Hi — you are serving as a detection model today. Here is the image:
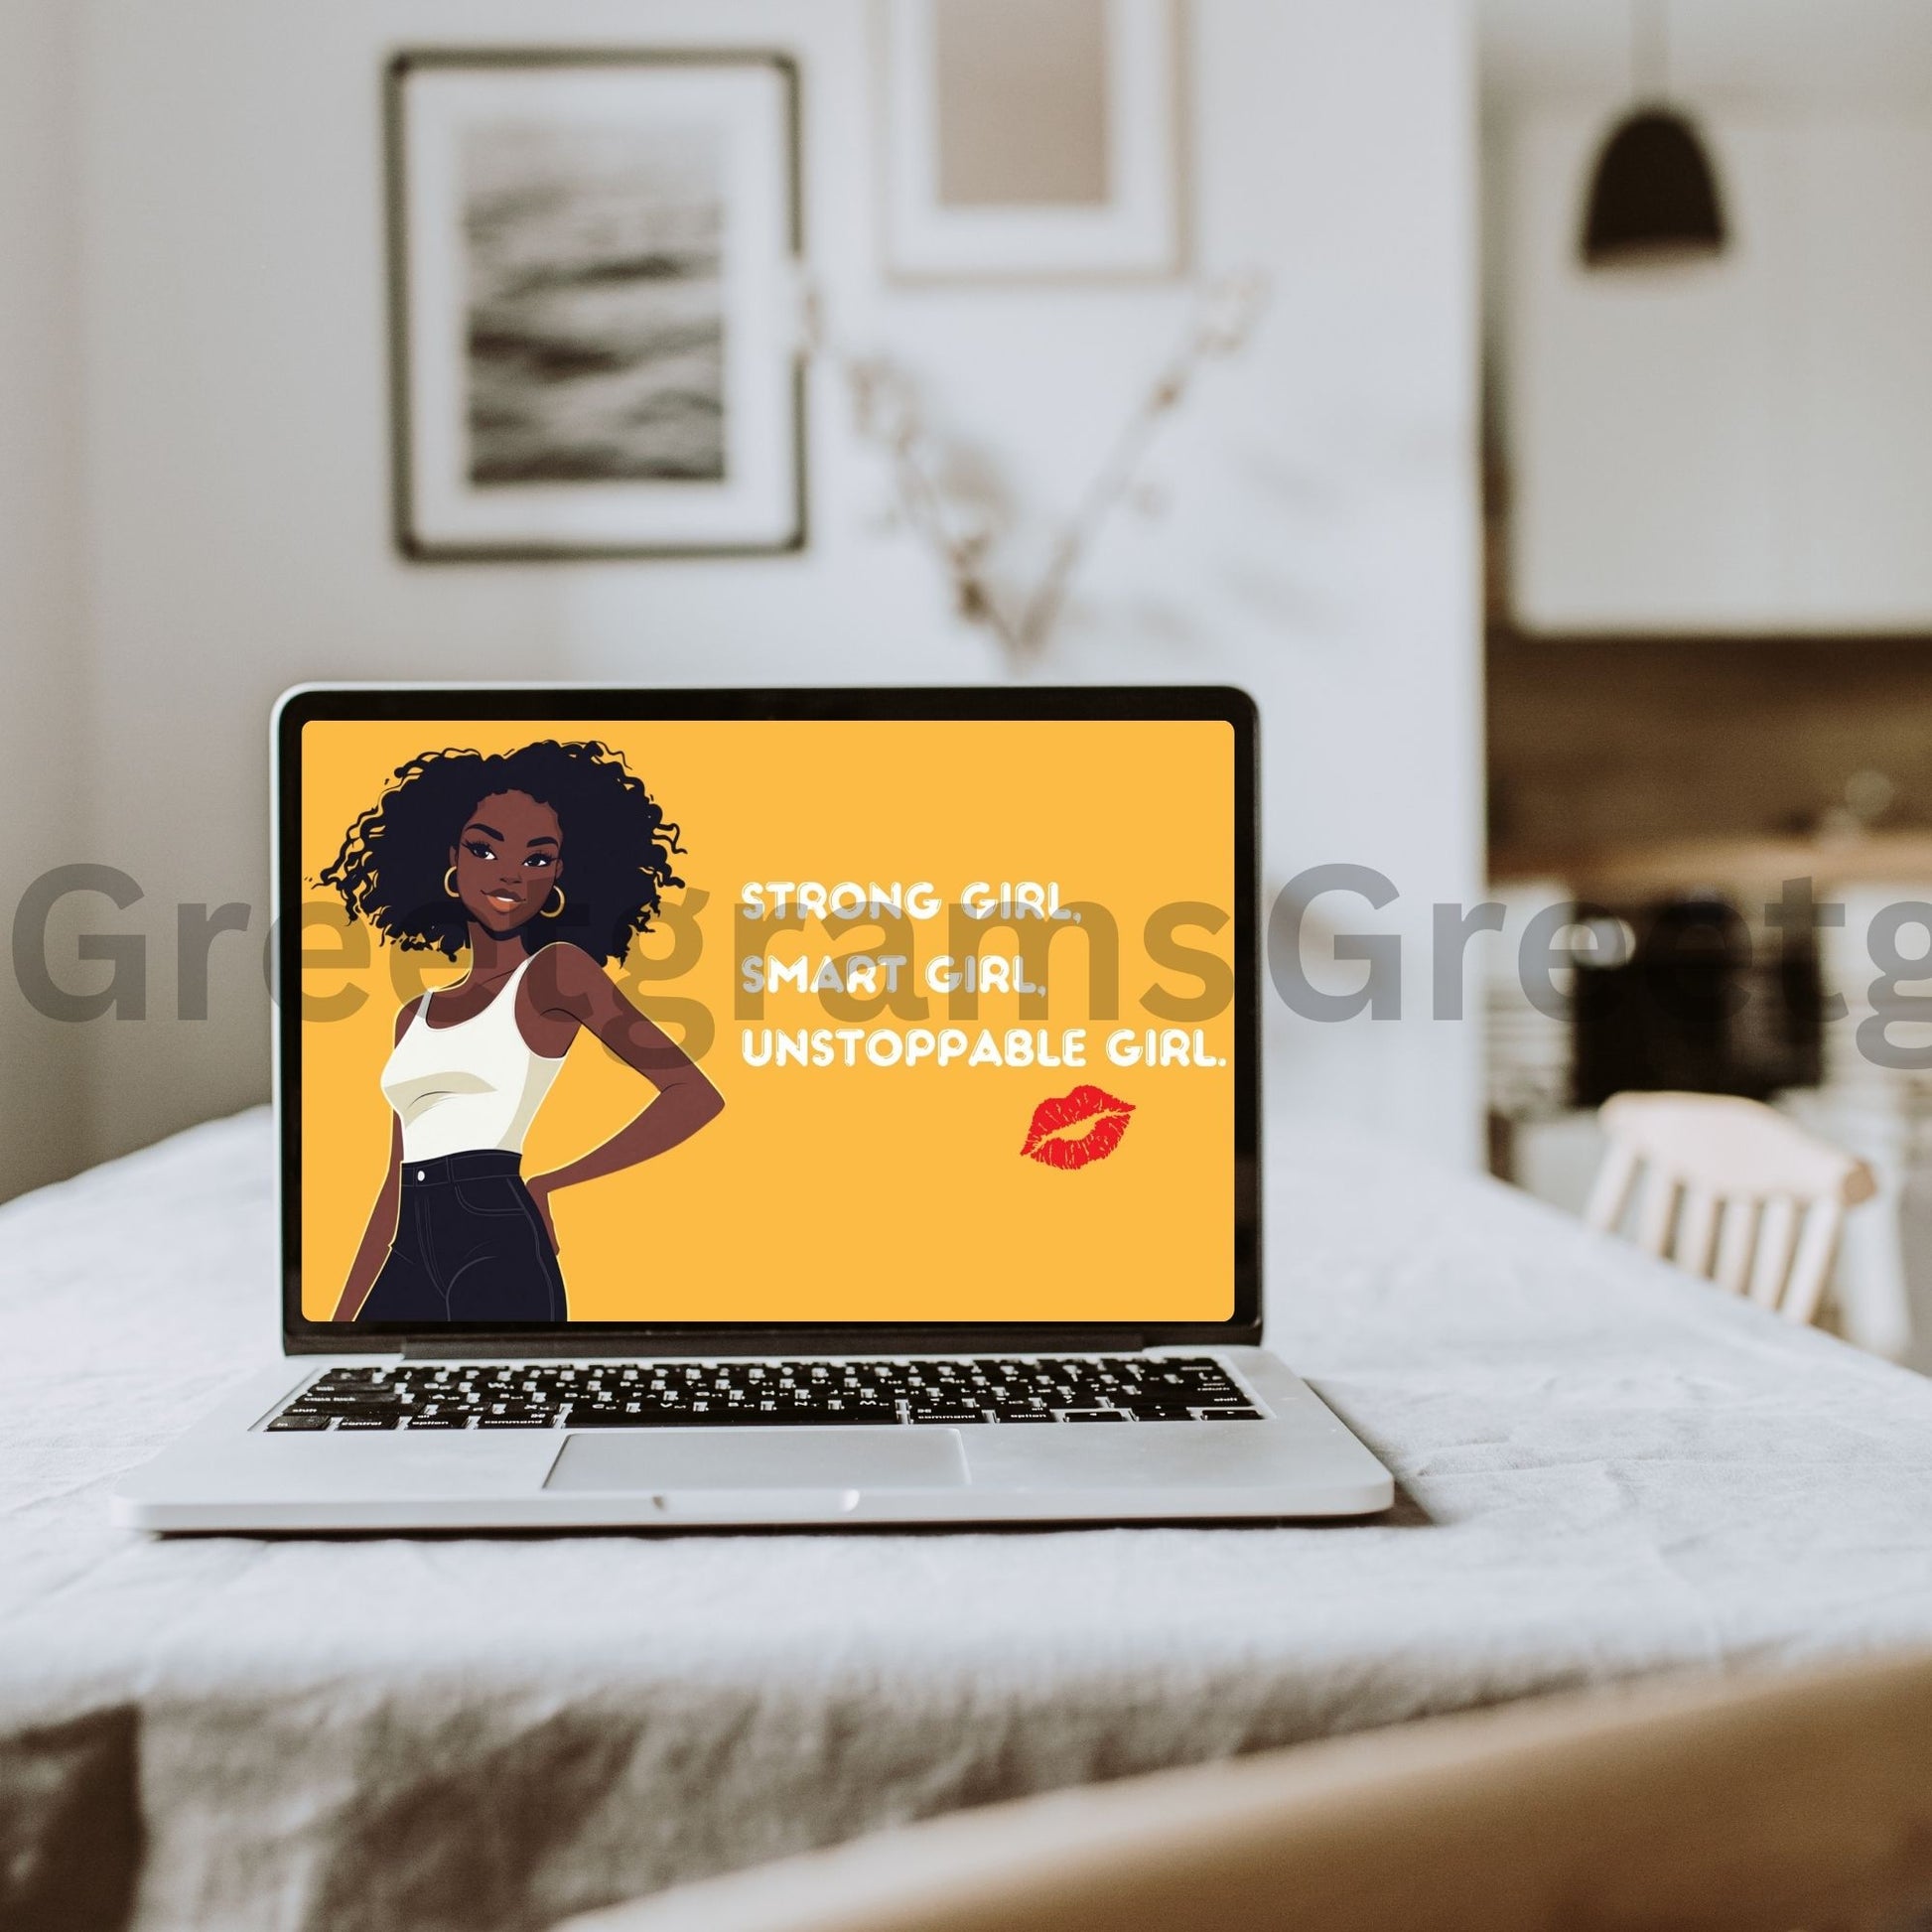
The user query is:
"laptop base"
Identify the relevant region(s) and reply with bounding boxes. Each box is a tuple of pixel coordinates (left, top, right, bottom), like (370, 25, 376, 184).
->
(112, 1347, 1393, 1531)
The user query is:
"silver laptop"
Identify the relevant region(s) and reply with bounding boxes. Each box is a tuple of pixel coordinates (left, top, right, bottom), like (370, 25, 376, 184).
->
(114, 685, 1392, 1531)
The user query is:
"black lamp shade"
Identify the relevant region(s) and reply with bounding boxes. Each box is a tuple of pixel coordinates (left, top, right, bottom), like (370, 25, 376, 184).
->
(1582, 107, 1725, 266)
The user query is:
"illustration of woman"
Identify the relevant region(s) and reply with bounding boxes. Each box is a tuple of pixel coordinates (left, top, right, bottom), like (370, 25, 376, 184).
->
(320, 740, 723, 1322)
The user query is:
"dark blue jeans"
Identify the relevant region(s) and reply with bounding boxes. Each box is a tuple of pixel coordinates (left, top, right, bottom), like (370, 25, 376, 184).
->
(359, 1151, 566, 1323)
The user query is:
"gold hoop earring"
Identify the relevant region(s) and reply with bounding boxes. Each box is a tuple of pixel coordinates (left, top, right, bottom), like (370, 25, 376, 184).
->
(444, 867, 460, 898)
(541, 887, 566, 919)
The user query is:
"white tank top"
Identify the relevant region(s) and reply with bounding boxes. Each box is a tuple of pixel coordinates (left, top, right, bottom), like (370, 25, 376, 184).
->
(380, 953, 566, 1163)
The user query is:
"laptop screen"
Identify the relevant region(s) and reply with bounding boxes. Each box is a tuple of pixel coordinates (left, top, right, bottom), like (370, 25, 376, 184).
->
(289, 700, 1248, 1334)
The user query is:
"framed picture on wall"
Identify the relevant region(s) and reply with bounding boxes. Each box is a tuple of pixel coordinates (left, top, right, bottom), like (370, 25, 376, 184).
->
(386, 49, 805, 560)
(880, 0, 1181, 281)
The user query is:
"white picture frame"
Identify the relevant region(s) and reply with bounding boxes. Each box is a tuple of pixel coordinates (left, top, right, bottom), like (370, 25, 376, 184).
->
(881, 0, 1181, 282)
(387, 51, 805, 560)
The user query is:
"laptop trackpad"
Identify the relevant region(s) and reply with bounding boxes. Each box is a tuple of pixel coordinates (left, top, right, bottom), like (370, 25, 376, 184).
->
(545, 1429, 969, 1493)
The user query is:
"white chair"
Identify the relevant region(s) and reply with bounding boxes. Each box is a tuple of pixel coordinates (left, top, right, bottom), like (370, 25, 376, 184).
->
(1585, 1091, 1877, 1326)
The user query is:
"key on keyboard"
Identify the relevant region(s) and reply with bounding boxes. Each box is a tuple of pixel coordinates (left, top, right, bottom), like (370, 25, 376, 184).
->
(265, 1357, 1266, 1431)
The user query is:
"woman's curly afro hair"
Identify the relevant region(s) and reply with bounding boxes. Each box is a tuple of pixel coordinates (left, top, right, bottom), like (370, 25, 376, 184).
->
(319, 741, 684, 965)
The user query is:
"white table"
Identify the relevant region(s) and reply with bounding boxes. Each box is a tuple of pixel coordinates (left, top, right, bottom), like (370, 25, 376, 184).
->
(9, 1110, 1932, 1932)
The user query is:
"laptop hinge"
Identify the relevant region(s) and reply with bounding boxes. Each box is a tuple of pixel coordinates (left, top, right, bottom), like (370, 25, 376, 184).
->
(400, 1331, 1152, 1361)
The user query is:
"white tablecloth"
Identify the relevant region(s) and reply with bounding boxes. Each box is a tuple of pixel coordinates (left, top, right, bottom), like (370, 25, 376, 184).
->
(9, 1109, 1932, 1932)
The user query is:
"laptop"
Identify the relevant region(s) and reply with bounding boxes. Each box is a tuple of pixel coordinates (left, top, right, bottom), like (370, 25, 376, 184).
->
(113, 685, 1393, 1531)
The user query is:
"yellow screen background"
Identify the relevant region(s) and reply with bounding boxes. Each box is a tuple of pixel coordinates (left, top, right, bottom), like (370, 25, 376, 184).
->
(299, 718, 1234, 1323)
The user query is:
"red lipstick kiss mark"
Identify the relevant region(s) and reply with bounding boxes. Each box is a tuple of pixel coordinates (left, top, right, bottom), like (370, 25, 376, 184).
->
(1021, 1085, 1135, 1171)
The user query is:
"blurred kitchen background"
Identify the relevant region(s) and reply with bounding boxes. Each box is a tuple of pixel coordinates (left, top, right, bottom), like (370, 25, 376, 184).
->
(1480, 0, 1932, 1364)
(6, 1, 1932, 1357)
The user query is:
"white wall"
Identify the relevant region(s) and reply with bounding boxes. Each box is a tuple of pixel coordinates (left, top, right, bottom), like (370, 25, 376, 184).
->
(8, 0, 1481, 1190)
(1502, 107, 1932, 633)
(0, 0, 86, 1194)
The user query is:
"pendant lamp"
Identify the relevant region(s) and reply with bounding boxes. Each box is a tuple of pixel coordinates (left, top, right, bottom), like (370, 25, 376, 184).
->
(1581, 0, 1725, 267)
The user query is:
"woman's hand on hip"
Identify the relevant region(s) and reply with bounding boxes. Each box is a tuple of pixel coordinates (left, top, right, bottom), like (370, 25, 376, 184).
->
(523, 1174, 561, 1252)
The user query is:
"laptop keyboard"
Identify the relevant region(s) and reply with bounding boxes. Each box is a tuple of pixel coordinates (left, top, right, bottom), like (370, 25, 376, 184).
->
(265, 1356, 1266, 1431)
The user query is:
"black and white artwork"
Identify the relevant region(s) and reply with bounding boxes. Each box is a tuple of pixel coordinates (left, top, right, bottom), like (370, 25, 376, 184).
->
(463, 122, 727, 486)
(389, 54, 802, 558)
